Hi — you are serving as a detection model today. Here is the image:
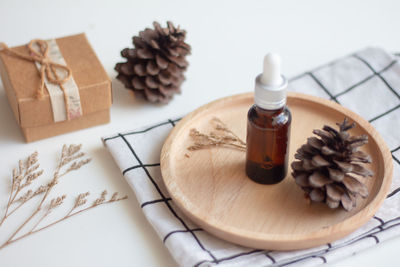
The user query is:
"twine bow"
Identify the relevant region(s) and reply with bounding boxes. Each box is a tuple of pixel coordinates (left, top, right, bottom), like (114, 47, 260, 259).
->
(0, 39, 72, 99)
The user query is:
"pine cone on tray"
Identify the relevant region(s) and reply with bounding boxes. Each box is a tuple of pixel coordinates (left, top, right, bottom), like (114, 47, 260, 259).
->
(291, 118, 374, 211)
(115, 21, 191, 104)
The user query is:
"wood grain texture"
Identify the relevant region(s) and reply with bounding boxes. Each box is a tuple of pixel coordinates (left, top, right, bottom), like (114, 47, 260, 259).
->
(160, 92, 393, 250)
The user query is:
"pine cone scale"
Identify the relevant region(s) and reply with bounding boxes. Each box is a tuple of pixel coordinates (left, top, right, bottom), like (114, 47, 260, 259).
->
(328, 168, 344, 181)
(116, 74, 133, 89)
(326, 184, 343, 201)
(137, 48, 154, 59)
(146, 61, 160, 75)
(341, 193, 353, 211)
(120, 63, 135, 75)
(133, 63, 146, 76)
(155, 54, 169, 69)
(145, 76, 158, 89)
(310, 189, 324, 202)
(326, 198, 339, 209)
(311, 155, 330, 167)
(309, 172, 331, 188)
(132, 36, 146, 48)
(150, 40, 160, 50)
(295, 173, 310, 187)
(159, 85, 180, 96)
(132, 77, 145, 89)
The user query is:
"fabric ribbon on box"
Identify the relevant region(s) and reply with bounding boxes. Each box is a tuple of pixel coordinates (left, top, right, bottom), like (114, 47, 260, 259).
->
(0, 39, 82, 122)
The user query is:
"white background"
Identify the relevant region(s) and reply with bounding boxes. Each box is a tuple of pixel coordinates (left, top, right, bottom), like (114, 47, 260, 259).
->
(0, 0, 399, 266)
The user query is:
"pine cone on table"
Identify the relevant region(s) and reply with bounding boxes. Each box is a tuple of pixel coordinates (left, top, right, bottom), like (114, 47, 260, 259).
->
(291, 118, 374, 211)
(115, 21, 191, 104)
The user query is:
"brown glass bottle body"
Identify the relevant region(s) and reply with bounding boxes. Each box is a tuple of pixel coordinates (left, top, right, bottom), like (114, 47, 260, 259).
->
(245, 104, 291, 184)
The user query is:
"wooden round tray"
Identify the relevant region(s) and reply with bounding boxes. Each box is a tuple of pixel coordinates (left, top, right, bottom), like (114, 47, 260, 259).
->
(160, 92, 393, 250)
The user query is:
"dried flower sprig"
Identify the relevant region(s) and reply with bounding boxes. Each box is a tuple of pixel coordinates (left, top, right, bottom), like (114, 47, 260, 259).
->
(0, 144, 128, 250)
(187, 117, 246, 151)
(0, 151, 44, 226)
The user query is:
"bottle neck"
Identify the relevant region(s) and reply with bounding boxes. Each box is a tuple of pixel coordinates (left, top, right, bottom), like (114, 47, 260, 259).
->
(254, 105, 285, 116)
(254, 74, 288, 110)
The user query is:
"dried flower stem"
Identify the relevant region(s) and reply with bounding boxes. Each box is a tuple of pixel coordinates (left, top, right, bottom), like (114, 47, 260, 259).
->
(0, 144, 128, 250)
(0, 191, 14, 227)
(0, 192, 127, 250)
(5, 186, 47, 219)
(212, 117, 246, 146)
(187, 117, 246, 152)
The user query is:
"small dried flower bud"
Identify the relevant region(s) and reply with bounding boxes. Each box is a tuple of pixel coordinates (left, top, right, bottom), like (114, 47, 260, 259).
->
(67, 144, 82, 156)
(18, 159, 23, 174)
(75, 192, 90, 208)
(27, 164, 40, 175)
(14, 175, 23, 187)
(67, 158, 91, 172)
(62, 144, 68, 158)
(16, 190, 33, 203)
(93, 190, 107, 206)
(23, 171, 42, 186)
(28, 151, 39, 166)
(34, 185, 48, 196)
(50, 195, 67, 209)
(110, 192, 118, 202)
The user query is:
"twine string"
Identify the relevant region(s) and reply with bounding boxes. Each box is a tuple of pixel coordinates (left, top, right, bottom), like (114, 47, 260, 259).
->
(0, 39, 72, 101)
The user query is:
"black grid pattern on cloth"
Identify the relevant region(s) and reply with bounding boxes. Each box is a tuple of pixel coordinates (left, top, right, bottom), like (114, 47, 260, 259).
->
(104, 50, 400, 267)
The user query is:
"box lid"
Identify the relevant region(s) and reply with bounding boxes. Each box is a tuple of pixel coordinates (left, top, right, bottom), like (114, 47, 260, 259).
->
(0, 33, 112, 128)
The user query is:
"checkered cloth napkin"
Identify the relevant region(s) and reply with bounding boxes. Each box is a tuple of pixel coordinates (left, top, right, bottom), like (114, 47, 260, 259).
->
(103, 47, 400, 267)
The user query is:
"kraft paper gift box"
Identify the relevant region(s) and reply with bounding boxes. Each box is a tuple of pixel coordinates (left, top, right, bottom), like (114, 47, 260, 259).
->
(0, 33, 112, 142)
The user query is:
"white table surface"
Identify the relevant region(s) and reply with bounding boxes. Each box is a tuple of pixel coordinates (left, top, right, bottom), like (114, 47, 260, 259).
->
(0, 0, 399, 266)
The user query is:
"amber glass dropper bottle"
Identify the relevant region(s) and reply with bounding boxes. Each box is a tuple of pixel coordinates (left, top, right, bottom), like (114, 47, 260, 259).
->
(245, 53, 292, 184)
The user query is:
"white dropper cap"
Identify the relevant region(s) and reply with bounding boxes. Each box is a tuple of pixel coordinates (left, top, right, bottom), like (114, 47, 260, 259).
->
(254, 53, 288, 110)
(261, 53, 283, 86)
